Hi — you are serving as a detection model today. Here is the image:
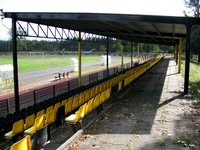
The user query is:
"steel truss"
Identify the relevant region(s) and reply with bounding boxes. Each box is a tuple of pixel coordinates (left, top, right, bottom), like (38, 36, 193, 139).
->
(16, 21, 111, 43)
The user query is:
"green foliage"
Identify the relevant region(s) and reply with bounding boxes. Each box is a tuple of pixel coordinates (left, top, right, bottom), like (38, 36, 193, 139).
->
(142, 44, 150, 52)
(183, 0, 200, 56)
(141, 44, 160, 52)
(113, 40, 124, 52)
(184, 0, 200, 17)
(99, 45, 106, 51)
(191, 27, 200, 55)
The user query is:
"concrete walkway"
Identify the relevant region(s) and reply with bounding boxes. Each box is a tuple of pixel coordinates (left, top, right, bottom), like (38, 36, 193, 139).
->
(62, 58, 200, 150)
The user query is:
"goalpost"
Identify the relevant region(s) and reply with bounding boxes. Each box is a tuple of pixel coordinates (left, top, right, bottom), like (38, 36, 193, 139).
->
(17, 51, 45, 58)
(29, 52, 45, 58)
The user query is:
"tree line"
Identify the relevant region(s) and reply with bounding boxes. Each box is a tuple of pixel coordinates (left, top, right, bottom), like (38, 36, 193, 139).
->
(0, 39, 169, 53)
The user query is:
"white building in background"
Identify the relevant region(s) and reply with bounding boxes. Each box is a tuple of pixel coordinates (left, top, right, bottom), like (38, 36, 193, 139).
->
(0, 64, 13, 90)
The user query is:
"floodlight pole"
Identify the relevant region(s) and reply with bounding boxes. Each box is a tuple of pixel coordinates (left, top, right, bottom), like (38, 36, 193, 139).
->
(78, 31, 81, 86)
(12, 13, 20, 112)
(184, 24, 192, 94)
(178, 38, 182, 73)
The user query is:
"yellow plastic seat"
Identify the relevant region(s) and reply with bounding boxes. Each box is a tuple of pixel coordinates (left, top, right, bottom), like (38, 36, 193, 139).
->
(93, 94, 100, 109)
(24, 114, 35, 130)
(5, 119, 24, 139)
(84, 90, 90, 102)
(99, 90, 106, 104)
(85, 98, 94, 115)
(72, 94, 79, 110)
(54, 102, 61, 117)
(24, 115, 45, 135)
(118, 81, 122, 91)
(65, 97, 73, 114)
(90, 87, 95, 98)
(61, 99, 68, 106)
(65, 104, 86, 124)
(105, 88, 111, 100)
(45, 109, 56, 125)
(94, 85, 99, 96)
(54, 102, 61, 111)
(46, 106, 53, 114)
(79, 92, 85, 106)
(10, 135, 32, 150)
(36, 109, 45, 118)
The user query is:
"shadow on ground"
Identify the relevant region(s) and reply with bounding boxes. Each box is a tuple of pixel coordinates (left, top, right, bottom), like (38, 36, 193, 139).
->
(83, 58, 171, 135)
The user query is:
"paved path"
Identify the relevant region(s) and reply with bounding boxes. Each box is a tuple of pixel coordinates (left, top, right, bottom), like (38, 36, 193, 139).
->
(18, 62, 101, 83)
(18, 57, 125, 83)
(63, 58, 200, 150)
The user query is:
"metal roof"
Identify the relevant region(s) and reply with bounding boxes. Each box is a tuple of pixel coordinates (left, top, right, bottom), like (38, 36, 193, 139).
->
(4, 12, 200, 45)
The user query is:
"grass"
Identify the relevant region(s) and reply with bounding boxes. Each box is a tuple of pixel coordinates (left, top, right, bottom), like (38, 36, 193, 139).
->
(0, 55, 101, 72)
(172, 134, 196, 148)
(181, 60, 200, 100)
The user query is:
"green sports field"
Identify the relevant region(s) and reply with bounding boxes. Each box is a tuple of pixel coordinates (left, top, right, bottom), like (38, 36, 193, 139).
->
(0, 55, 101, 72)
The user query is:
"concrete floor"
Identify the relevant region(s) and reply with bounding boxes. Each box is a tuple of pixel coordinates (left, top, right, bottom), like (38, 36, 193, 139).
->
(59, 58, 199, 150)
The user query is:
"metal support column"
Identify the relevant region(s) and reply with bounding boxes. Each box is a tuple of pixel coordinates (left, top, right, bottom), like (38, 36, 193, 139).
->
(184, 24, 192, 94)
(12, 14, 20, 112)
(178, 38, 182, 73)
(78, 31, 81, 86)
(137, 43, 140, 63)
(121, 41, 124, 70)
(175, 44, 178, 65)
(106, 37, 109, 76)
(131, 42, 133, 67)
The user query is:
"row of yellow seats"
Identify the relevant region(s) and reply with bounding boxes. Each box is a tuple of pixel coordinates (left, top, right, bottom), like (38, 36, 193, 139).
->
(65, 88, 111, 124)
(62, 75, 121, 115)
(4, 107, 57, 139)
(124, 55, 164, 87)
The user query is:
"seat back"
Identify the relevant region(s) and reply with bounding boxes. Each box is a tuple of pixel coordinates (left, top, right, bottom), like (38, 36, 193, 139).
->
(10, 135, 31, 150)
(45, 109, 55, 125)
(46, 106, 53, 114)
(35, 115, 45, 131)
(61, 99, 68, 106)
(72, 94, 79, 110)
(24, 114, 35, 130)
(93, 94, 100, 109)
(12, 119, 24, 135)
(54, 102, 61, 111)
(85, 98, 94, 114)
(84, 89, 90, 102)
(106, 88, 111, 100)
(65, 97, 73, 114)
(79, 92, 85, 106)
(36, 109, 45, 118)
(77, 104, 86, 120)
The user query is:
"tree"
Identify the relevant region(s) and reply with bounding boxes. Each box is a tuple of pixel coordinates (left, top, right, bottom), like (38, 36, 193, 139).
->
(184, 0, 200, 61)
(113, 40, 124, 52)
(184, 0, 200, 17)
(99, 45, 106, 51)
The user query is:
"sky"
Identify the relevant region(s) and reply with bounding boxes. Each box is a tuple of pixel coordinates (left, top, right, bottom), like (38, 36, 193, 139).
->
(0, 0, 187, 40)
